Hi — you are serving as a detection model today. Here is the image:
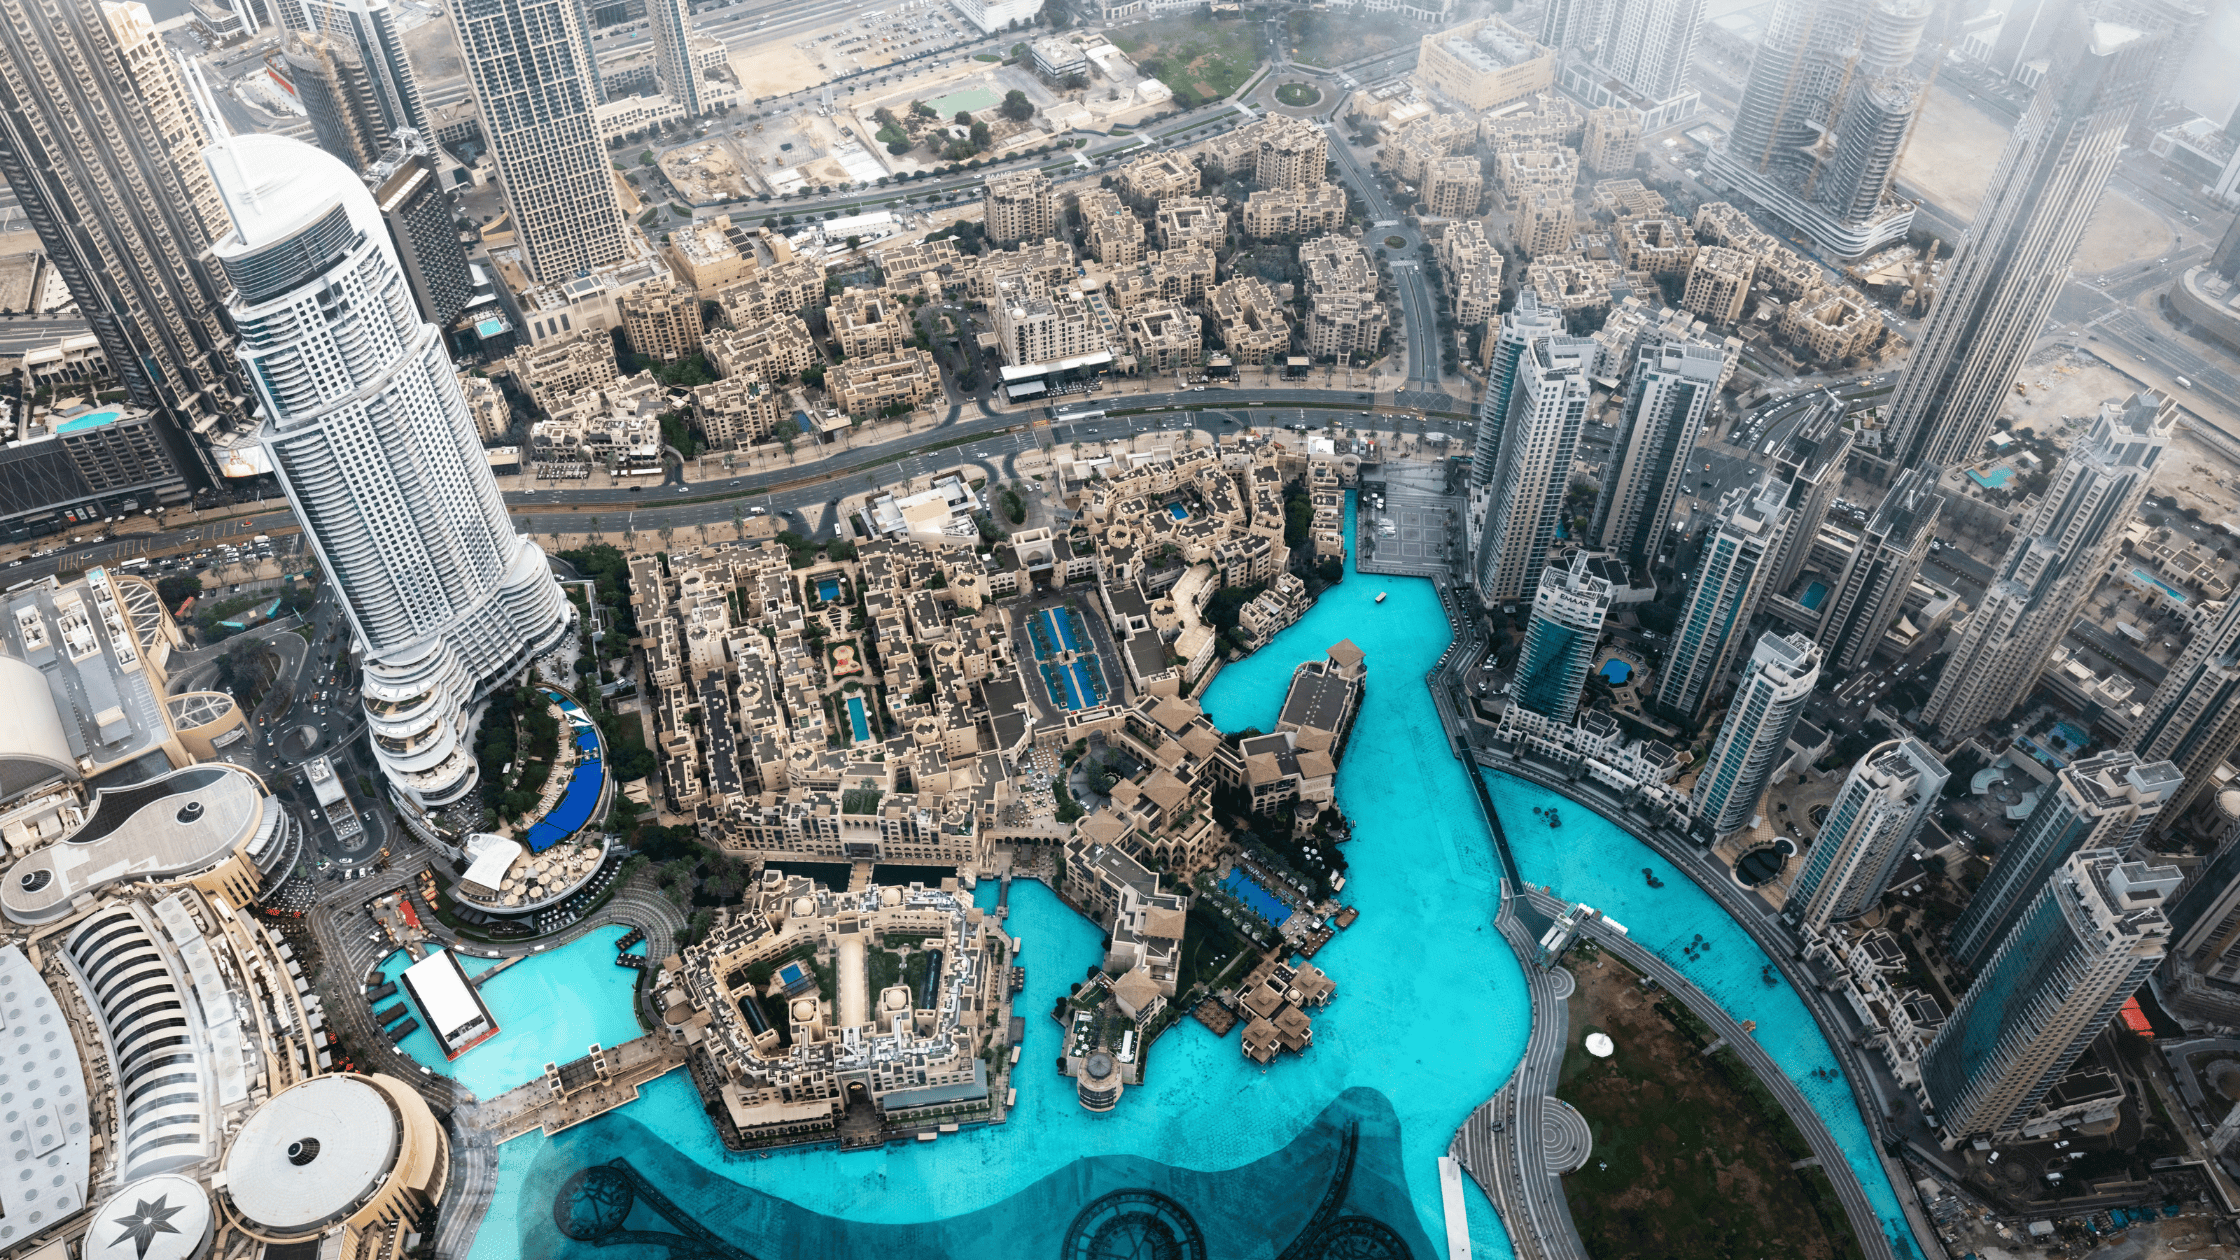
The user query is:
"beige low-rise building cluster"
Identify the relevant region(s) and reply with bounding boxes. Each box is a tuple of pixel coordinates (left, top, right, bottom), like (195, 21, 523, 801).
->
(657, 870, 1014, 1144)
(1480, 91, 1583, 150)
(692, 373, 787, 447)
(828, 348, 943, 418)
(716, 257, 826, 328)
(668, 214, 786, 294)
(1524, 253, 1632, 324)
(1078, 188, 1146, 265)
(621, 277, 706, 363)
(1200, 114, 1329, 191)
(531, 370, 668, 478)
(1205, 276, 1292, 365)
(1116, 150, 1200, 203)
(1422, 155, 1484, 219)
(1592, 178, 1667, 220)
(831, 287, 914, 361)
(1779, 291, 1886, 364)
(983, 168, 1058, 247)
(1153, 195, 1227, 253)
(1582, 106, 1640, 174)
(1616, 214, 1699, 281)
(1301, 233, 1386, 361)
(708, 313, 819, 384)
(875, 237, 965, 300)
(1682, 245, 1757, 325)
(1381, 110, 1477, 183)
(1438, 220, 1505, 331)
(514, 327, 618, 412)
(1240, 184, 1347, 239)
(1123, 305, 1202, 375)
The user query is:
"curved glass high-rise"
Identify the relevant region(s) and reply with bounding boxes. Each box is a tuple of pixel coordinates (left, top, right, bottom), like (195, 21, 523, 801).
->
(207, 133, 571, 810)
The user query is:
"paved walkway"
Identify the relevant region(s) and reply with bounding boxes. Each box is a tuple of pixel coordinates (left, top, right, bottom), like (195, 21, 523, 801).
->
(1448, 885, 1589, 1260)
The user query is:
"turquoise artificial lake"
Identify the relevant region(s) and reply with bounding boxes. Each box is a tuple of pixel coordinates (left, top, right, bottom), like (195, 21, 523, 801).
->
(428, 492, 1913, 1259)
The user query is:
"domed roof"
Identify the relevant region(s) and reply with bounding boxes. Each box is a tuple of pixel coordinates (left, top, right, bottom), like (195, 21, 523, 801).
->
(83, 1174, 211, 1260)
(222, 1076, 401, 1235)
(2219, 788, 2240, 820)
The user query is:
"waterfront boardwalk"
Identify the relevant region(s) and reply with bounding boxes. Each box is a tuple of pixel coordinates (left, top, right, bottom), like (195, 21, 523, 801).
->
(481, 1033, 688, 1143)
(1448, 883, 1588, 1260)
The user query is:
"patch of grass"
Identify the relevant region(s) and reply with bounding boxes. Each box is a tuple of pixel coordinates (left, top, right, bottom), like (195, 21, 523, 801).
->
(1109, 13, 1258, 108)
(974, 52, 1001, 61)
(1383, 235, 1407, 249)
(1274, 81, 1320, 107)
(1559, 964, 1865, 1260)
(1283, 10, 1405, 67)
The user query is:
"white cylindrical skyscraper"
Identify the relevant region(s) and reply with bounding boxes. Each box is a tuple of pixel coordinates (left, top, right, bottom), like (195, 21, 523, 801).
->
(206, 133, 571, 811)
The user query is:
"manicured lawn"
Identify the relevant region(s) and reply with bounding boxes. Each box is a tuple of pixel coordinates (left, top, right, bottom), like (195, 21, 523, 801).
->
(1559, 952, 1866, 1260)
(1110, 13, 1259, 108)
(1275, 81, 1320, 107)
(1284, 10, 1407, 68)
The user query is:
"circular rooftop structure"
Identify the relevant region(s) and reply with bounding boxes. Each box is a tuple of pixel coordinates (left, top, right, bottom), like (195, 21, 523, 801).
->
(82, 1174, 212, 1260)
(221, 1075, 443, 1240)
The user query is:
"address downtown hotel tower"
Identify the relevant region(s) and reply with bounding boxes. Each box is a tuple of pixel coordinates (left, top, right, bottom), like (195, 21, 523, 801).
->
(207, 133, 571, 813)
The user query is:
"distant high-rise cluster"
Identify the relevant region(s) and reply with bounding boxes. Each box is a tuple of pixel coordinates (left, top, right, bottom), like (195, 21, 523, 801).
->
(1709, 0, 1933, 257)
(1877, 20, 2159, 477)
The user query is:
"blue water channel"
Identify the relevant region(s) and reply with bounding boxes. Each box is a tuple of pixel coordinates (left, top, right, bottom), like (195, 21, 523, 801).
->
(439, 491, 1913, 1259)
(845, 694, 871, 742)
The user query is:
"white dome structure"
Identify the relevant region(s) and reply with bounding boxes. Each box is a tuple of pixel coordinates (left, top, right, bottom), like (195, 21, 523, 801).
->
(220, 1074, 449, 1249)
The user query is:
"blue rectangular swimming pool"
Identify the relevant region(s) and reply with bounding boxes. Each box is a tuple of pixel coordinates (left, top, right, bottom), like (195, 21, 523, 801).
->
(846, 695, 871, 742)
(2131, 567, 2189, 603)
(1166, 502, 1188, 520)
(1221, 868, 1293, 925)
(816, 577, 841, 601)
(1799, 580, 1829, 611)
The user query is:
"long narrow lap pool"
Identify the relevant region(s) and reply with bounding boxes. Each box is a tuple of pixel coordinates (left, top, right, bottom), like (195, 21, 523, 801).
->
(457, 492, 1916, 1260)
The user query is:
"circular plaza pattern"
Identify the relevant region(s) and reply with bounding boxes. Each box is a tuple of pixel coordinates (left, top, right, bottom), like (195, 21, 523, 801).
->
(1274, 82, 1321, 107)
(1540, 1098, 1594, 1174)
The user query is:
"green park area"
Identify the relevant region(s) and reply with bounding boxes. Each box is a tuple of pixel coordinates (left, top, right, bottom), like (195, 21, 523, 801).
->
(1109, 13, 1258, 109)
(1559, 952, 1865, 1260)
(1274, 82, 1320, 107)
(1283, 10, 1408, 69)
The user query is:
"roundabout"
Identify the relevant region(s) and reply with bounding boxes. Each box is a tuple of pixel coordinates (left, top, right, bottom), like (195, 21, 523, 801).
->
(1274, 81, 1321, 108)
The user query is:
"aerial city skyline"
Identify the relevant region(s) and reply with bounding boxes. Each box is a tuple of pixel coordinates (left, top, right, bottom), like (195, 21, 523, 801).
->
(2, 0, 2240, 1256)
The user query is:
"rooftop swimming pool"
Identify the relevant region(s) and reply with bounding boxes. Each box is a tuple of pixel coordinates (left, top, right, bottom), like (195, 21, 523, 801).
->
(1165, 501, 1189, 520)
(53, 407, 125, 434)
(2131, 567, 2190, 603)
(522, 690, 605, 852)
(462, 493, 1916, 1260)
(1966, 464, 2016, 489)
(1597, 659, 1631, 685)
(845, 694, 871, 742)
(1801, 579, 1830, 611)
(816, 577, 842, 602)
(1219, 866, 1293, 926)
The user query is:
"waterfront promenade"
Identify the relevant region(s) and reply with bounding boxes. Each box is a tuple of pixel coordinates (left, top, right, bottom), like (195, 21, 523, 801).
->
(1448, 885, 1588, 1260)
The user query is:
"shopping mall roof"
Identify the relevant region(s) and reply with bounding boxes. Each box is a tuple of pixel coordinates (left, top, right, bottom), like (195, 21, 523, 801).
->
(221, 1076, 402, 1234)
(0, 764, 270, 923)
(0, 946, 91, 1249)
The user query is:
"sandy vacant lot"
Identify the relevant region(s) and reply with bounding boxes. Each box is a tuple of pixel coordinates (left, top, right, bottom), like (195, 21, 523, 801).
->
(1896, 85, 2172, 274)
(731, 44, 826, 99)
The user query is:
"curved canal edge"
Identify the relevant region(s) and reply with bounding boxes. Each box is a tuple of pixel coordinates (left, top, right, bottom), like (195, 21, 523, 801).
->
(1461, 744, 1943, 1260)
(1394, 522, 1939, 1260)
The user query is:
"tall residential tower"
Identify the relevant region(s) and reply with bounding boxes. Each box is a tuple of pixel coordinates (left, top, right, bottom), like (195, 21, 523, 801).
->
(1948, 750, 2184, 969)
(0, 0, 249, 472)
(210, 134, 572, 810)
(1592, 338, 1727, 575)
(1923, 850, 2178, 1143)
(1472, 321, 1597, 604)
(2123, 595, 2240, 825)
(1656, 474, 1785, 721)
(1787, 738, 1946, 932)
(1876, 20, 2158, 475)
(1692, 632, 1823, 835)
(1815, 465, 1942, 672)
(1514, 552, 1615, 724)
(451, 0, 631, 281)
(1923, 394, 2172, 738)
